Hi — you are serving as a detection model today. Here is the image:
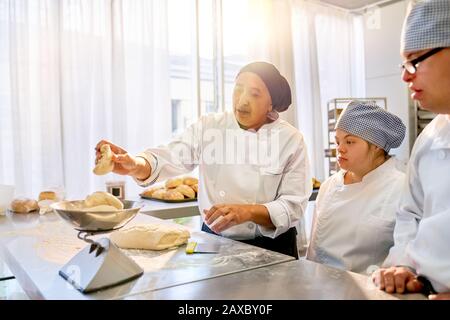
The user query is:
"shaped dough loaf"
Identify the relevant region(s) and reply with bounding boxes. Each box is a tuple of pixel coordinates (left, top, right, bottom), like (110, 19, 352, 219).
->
(93, 144, 114, 175)
(84, 191, 123, 210)
(110, 223, 190, 250)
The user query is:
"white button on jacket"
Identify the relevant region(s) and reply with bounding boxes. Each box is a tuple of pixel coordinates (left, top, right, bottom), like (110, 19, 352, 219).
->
(384, 115, 450, 292)
(134, 112, 312, 240)
(307, 158, 405, 274)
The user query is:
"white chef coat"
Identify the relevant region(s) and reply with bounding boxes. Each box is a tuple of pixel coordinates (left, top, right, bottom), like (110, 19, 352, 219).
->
(383, 115, 450, 292)
(306, 157, 405, 274)
(134, 111, 312, 240)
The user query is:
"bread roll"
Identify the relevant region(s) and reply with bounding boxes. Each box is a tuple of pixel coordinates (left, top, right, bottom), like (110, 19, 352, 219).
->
(183, 177, 198, 186)
(93, 144, 114, 175)
(110, 223, 190, 250)
(191, 184, 198, 193)
(165, 178, 183, 189)
(151, 189, 166, 200)
(141, 186, 163, 197)
(84, 191, 123, 210)
(175, 184, 195, 199)
(10, 198, 39, 213)
(38, 191, 57, 201)
(163, 190, 184, 201)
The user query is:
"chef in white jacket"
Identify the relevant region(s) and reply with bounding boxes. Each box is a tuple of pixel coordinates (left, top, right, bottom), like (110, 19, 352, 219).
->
(307, 101, 406, 274)
(96, 62, 312, 259)
(373, 0, 450, 299)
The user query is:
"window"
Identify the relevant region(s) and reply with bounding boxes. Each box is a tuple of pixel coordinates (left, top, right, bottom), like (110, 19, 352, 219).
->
(167, 0, 249, 133)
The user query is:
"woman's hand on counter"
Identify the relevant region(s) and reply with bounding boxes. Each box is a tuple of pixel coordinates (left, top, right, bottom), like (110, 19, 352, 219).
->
(203, 204, 274, 233)
(95, 140, 151, 180)
(372, 266, 423, 294)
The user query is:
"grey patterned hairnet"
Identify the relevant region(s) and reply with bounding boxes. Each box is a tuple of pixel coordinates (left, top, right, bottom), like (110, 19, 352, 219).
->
(336, 101, 406, 153)
(402, 0, 450, 52)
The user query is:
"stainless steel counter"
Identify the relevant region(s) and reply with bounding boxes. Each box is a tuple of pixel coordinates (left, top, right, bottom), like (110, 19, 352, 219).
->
(0, 210, 426, 300)
(126, 258, 426, 300)
(0, 212, 293, 299)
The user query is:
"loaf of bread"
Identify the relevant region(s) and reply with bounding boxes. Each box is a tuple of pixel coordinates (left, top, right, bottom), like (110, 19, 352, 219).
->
(191, 184, 198, 193)
(10, 198, 39, 213)
(110, 223, 190, 250)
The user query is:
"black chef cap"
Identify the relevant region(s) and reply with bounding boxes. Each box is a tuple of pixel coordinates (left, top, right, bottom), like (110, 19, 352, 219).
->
(237, 61, 292, 112)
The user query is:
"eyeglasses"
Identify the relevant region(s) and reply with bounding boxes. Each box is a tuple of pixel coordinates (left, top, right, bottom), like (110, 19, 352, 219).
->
(399, 47, 444, 74)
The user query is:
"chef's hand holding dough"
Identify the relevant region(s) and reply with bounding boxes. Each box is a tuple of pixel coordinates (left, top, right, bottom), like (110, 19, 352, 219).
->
(93, 144, 114, 175)
(95, 140, 151, 180)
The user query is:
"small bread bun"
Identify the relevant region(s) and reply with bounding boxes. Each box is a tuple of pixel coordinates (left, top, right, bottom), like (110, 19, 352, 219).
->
(163, 190, 184, 201)
(141, 186, 163, 197)
(93, 144, 114, 175)
(151, 189, 166, 200)
(85, 191, 124, 210)
(183, 177, 198, 186)
(10, 198, 39, 213)
(175, 184, 195, 199)
(191, 184, 198, 193)
(165, 178, 183, 189)
(39, 191, 57, 201)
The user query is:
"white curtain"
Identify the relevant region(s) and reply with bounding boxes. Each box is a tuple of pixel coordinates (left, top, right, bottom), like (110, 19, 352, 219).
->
(0, 0, 171, 199)
(243, 0, 298, 128)
(292, 0, 366, 181)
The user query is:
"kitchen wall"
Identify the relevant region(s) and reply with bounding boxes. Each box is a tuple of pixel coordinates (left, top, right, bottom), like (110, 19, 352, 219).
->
(362, 0, 411, 164)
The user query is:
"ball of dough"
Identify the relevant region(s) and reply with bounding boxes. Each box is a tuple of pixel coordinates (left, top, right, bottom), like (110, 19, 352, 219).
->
(10, 198, 39, 213)
(151, 189, 166, 200)
(165, 178, 183, 189)
(38, 191, 57, 201)
(110, 223, 190, 250)
(84, 191, 123, 210)
(163, 190, 184, 201)
(93, 144, 114, 175)
(191, 184, 198, 193)
(141, 186, 163, 197)
(84, 205, 119, 212)
(183, 177, 198, 186)
(175, 184, 195, 199)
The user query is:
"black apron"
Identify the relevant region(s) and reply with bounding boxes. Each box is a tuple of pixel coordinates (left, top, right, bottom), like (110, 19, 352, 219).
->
(201, 223, 299, 259)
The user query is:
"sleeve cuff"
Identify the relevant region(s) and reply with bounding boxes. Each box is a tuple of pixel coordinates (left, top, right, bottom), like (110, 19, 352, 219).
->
(259, 201, 290, 239)
(132, 151, 160, 187)
(382, 246, 413, 268)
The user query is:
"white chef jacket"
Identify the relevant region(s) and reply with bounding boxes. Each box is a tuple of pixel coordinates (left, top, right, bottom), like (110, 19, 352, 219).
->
(383, 115, 450, 292)
(134, 112, 312, 240)
(306, 157, 405, 274)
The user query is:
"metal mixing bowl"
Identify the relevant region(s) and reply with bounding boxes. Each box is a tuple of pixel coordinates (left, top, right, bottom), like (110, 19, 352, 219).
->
(51, 200, 143, 232)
